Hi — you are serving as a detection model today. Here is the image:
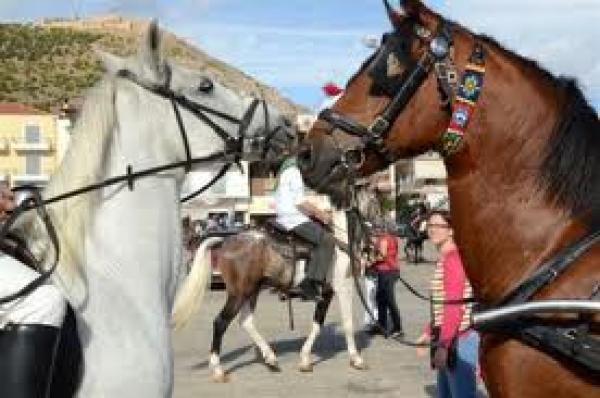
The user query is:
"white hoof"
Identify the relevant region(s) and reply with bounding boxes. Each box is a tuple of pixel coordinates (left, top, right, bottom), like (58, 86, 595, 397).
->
(265, 354, 281, 372)
(298, 356, 313, 373)
(350, 354, 368, 370)
(211, 367, 229, 383)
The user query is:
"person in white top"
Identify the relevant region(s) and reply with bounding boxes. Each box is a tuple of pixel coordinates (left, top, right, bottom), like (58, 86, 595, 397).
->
(275, 155, 335, 301)
(0, 184, 67, 397)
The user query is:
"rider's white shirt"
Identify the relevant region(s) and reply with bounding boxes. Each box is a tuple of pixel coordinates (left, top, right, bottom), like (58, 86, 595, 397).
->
(275, 165, 309, 230)
(0, 254, 66, 327)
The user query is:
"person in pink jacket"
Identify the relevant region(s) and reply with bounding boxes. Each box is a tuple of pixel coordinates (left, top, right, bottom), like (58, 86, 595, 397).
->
(416, 210, 479, 398)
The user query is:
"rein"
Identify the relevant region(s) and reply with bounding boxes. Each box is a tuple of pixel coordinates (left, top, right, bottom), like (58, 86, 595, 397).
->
(0, 66, 279, 305)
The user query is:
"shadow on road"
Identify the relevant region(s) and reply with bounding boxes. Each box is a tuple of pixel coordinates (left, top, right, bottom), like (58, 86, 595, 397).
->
(189, 322, 373, 375)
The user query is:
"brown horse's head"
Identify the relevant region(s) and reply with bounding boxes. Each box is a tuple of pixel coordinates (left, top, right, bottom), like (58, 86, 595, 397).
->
(299, 1, 462, 205)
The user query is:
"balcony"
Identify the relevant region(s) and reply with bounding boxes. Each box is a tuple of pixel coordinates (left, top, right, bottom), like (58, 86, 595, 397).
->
(12, 139, 52, 152)
(12, 174, 51, 186)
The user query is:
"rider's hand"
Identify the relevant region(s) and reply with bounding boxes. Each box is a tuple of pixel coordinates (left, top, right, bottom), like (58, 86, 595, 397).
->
(415, 332, 430, 358)
(432, 346, 449, 370)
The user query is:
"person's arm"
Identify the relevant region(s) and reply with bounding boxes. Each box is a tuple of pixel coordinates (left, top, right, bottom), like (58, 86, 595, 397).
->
(439, 251, 467, 348)
(374, 237, 388, 261)
(297, 201, 332, 225)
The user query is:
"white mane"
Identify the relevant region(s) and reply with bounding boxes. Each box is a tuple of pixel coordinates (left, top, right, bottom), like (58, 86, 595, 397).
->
(20, 78, 117, 304)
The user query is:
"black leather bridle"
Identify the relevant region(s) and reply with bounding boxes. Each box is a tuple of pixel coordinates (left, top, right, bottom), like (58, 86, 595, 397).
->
(318, 21, 455, 166)
(0, 64, 286, 304)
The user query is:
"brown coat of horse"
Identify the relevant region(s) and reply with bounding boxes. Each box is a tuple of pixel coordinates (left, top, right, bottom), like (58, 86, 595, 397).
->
(299, 1, 599, 397)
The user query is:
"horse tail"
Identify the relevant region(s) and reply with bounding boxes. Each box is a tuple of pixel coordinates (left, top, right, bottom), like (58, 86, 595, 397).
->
(171, 236, 223, 330)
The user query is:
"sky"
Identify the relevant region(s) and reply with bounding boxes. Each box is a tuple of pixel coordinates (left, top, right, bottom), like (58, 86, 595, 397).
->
(1, 0, 598, 111)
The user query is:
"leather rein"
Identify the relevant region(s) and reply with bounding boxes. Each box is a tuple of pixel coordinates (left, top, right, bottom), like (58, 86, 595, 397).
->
(0, 65, 280, 304)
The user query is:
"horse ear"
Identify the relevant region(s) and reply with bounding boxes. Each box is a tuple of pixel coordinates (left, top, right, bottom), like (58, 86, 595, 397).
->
(383, 0, 406, 29)
(94, 48, 125, 75)
(399, 0, 424, 16)
(387, 1, 438, 31)
(138, 19, 164, 77)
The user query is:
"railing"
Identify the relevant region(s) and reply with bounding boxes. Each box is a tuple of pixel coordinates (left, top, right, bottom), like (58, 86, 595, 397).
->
(12, 139, 52, 152)
(12, 174, 51, 185)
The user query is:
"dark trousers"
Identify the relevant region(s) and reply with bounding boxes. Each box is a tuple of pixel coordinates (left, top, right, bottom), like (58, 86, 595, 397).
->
(292, 221, 335, 282)
(376, 271, 403, 332)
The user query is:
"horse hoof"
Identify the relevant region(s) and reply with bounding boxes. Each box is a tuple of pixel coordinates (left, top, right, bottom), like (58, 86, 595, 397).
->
(298, 362, 313, 373)
(350, 358, 368, 370)
(211, 371, 230, 383)
(265, 361, 281, 372)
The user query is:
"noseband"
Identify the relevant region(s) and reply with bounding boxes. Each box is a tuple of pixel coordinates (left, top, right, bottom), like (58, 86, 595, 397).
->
(317, 20, 485, 166)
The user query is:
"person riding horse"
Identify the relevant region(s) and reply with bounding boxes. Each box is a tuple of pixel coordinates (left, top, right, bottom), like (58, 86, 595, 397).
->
(0, 185, 67, 398)
(274, 154, 335, 301)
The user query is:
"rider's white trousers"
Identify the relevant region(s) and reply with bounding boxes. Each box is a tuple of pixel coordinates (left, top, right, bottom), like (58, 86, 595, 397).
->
(0, 254, 66, 328)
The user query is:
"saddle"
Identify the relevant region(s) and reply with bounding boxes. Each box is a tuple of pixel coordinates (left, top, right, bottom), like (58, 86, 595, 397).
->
(264, 220, 312, 261)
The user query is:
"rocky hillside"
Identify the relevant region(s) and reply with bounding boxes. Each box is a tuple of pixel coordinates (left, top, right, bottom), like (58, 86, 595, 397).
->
(0, 15, 304, 115)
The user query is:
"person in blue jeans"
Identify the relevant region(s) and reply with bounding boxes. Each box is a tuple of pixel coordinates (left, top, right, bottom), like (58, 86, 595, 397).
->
(436, 331, 480, 397)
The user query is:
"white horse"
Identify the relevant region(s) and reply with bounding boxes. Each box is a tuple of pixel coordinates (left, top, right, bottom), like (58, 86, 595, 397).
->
(172, 189, 380, 381)
(9, 21, 293, 397)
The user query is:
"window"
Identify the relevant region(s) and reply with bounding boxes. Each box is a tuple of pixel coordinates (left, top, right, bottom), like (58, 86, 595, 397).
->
(25, 124, 41, 143)
(25, 154, 41, 175)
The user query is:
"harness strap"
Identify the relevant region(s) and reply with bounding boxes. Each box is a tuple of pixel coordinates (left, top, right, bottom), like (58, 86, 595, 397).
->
(500, 227, 600, 306)
(0, 191, 60, 305)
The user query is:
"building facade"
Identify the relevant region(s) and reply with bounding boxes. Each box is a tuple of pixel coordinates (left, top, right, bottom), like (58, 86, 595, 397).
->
(0, 103, 73, 189)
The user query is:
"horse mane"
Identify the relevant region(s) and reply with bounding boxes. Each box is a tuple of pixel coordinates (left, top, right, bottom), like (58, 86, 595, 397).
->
(476, 35, 600, 227)
(24, 77, 117, 298)
(539, 81, 600, 226)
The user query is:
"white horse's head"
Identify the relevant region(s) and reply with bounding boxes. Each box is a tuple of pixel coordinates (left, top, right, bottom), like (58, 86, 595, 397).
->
(96, 20, 296, 171)
(15, 21, 295, 308)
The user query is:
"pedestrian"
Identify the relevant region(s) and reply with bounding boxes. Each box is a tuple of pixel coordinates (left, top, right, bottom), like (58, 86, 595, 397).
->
(367, 222, 404, 337)
(0, 184, 68, 396)
(415, 210, 479, 398)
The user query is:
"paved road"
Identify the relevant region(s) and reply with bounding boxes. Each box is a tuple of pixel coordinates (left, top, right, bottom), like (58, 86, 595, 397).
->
(173, 244, 487, 397)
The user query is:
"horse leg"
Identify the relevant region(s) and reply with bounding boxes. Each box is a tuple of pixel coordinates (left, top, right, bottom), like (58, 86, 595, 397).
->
(335, 276, 367, 370)
(209, 295, 243, 383)
(238, 292, 280, 372)
(298, 287, 334, 372)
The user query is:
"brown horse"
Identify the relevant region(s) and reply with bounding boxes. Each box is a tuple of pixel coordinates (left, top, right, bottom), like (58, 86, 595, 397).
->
(298, 1, 599, 397)
(171, 188, 381, 382)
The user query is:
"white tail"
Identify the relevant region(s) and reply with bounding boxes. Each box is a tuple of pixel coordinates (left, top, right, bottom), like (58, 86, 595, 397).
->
(171, 237, 223, 330)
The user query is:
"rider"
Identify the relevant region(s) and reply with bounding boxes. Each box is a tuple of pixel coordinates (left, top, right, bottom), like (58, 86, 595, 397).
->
(274, 153, 335, 301)
(0, 184, 67, 398)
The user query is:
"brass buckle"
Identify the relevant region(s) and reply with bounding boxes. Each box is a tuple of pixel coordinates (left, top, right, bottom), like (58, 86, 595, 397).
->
(369, 116, 389, 136)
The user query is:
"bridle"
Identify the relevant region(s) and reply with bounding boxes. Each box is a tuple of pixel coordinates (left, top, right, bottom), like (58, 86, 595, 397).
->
(0, 63, 287, 304)
(117, 65, 275, 180)
(318, 19, 458, 166)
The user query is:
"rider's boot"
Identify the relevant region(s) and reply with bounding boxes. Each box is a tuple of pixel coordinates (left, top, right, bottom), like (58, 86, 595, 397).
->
(0, 323, 61, 398)
(293, 278, 324, 302)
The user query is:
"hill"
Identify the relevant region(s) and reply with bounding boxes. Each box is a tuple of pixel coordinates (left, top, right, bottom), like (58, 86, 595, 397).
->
(0, 15, 304, 115)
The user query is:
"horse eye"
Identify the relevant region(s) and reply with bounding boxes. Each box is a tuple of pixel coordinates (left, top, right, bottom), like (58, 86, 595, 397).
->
(197, 77, 214, 93)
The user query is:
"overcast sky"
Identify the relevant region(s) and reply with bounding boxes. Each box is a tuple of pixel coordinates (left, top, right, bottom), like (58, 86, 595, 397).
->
(1, 0, 598, 111)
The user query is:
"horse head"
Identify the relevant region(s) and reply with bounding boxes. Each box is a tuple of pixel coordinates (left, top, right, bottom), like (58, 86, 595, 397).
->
(299, 1, 470, 206)
(96, 20, 296, 173)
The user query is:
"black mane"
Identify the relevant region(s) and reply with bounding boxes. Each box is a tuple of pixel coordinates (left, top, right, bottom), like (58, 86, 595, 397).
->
(478, 35, 600, 227)
(539, 80, 600, 227)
